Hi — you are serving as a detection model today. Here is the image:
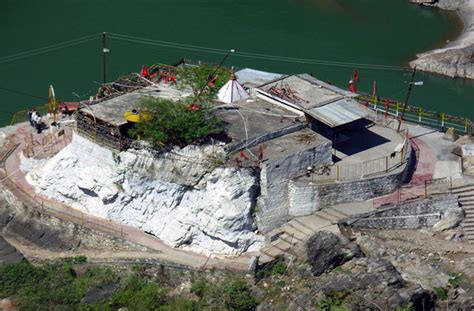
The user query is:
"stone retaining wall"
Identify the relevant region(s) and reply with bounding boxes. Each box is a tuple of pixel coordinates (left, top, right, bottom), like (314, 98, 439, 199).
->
(339, 194, 459, 231)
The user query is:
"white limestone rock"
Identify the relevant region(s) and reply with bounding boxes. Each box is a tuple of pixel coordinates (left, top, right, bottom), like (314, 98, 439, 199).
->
(23, 133, 263, 255)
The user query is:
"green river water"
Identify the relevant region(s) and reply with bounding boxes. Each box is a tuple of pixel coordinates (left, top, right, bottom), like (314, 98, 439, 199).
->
(1, 0, 473, 126)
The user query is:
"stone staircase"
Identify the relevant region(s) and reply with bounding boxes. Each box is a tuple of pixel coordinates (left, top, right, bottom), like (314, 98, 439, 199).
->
(259, 208, 348, 264)
(454, 184, 474, 244)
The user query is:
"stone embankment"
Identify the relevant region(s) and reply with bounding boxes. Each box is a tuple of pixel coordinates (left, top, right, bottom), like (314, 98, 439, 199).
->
(410, 0, 474, 79)
(23, 133, 263, 255)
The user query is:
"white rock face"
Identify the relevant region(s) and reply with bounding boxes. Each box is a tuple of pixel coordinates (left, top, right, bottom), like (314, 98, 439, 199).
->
(24, 133, 263, 255)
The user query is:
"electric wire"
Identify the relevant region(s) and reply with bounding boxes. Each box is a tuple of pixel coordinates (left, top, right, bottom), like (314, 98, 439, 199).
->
(107, 32, 410, 71)
(0, 35, 100, 65)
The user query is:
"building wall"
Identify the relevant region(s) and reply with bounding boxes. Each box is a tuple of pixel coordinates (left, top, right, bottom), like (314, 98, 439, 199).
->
(255, 140, 333, 233)
(288, 172, 402, 217)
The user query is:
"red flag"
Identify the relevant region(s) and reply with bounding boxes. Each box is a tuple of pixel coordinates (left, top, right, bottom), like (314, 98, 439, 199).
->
(385, 97, 390, 117)
(354, 69, 359, 83)
(372, 80, 377, 97)
(140, 65, 149, 77)
(240, 150, 249, 160)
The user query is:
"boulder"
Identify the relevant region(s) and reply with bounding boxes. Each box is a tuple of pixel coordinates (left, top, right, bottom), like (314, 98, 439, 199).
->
(443, 128, 459, 142)
(306, 231, 362, 276)
(82, 284, 119, 304)
(432, 208, 465, 232)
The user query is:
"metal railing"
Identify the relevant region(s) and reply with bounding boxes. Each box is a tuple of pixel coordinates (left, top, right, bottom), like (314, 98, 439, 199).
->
(373, 176, 454, 208)
(356, 95, 473, 135)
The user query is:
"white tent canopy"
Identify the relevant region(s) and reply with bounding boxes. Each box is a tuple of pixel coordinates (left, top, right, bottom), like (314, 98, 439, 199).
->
(217, 78, 249, 104)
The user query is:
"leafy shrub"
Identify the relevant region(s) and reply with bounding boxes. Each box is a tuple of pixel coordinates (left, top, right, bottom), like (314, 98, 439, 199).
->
(434, 286, 448, 301)
(224, 278, 257, 311)
(190, 280, 209, 297)
(270, 260, 287, 276)
(317, 291, 349, 311)
(129, 97, 222, 148)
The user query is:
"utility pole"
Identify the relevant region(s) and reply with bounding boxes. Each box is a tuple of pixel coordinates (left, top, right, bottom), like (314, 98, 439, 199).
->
(102, 32, 108, 84)
(397, 67, 417, 133)
(196, 49, 235, 99)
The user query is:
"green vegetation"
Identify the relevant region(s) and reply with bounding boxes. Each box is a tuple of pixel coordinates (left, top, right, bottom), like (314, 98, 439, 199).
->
(256, 257, 287, 279)
(317, 291, 349, 311)
(129, 97, 222, 148)
(396, 302, 414, 311)
(176, 64, 232, 100)
(0, 259, 257, 310)
(434, 286, 449, 301)
(189, 278, 257, 311)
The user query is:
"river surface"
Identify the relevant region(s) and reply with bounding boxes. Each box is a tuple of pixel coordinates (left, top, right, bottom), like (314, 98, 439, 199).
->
(1, 0, 473, 126)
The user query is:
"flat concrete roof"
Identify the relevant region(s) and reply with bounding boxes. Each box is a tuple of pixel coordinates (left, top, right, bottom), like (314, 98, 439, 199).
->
(257, 74, 353, 111)
(84, 84, 192, 126)
(241, 128, 331, 162)
(213, 98, 304, 149)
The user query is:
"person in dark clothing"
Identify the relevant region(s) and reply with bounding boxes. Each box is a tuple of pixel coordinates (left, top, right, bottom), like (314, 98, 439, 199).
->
(28, 108, 35, 126)
(34, 113, 43, 134)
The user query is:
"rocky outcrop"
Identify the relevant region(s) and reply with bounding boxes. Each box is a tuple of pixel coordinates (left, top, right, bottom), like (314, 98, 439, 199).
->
(22, 134, 263, 255)
(410, 0, 474, 79)
(432, 207, 465, 231)
(356, 235, 451, 289)
(411, 45, 474, 79)
(306, 231, 362, 276)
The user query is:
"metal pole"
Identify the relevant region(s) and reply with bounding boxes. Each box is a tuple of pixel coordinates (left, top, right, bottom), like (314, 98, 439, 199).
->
(196, 49, 234, 99)
(397, 67, 417, 133)
(102, 32, 107, 84)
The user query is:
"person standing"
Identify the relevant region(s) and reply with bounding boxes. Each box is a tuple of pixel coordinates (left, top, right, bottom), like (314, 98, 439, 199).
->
(27, 108, 34, 126)
(35, 113, 43, 134)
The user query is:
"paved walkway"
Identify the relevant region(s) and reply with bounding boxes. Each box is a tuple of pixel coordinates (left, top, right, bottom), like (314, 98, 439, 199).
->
(372, 124, 460, 207)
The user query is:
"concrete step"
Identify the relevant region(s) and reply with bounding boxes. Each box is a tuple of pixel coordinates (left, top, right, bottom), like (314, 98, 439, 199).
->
(259, 252, 276, 264)
(287, 219, 314, 236)
(279, 232, 301, 245)
(451, 188, 474, 195)
(450, 183, 474, 191)
(322, 208, 347, 220)
(271, 239, 292, 252)
(262, 246, 283, 258)
(282, 227, 307, 241)
(313, 211, 339, 223)
(459, 194, 474, 199)
(297, 215, 331, 230)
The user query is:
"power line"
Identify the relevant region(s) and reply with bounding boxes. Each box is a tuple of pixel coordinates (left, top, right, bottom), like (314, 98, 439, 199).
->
(107, 32, 410, 71)
(0, 34, 100, 65)
(0, 86, 47, 101)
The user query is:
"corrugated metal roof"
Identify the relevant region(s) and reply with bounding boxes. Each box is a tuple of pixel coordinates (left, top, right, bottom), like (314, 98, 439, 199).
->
(307, 99, 368, 128)
(235, 68, 283, 88)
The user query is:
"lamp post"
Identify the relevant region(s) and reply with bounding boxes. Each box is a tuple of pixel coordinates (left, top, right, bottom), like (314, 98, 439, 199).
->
(397, 67, 423, 133)
(102, 32, 110, 84)
(196, 49, 235, 99)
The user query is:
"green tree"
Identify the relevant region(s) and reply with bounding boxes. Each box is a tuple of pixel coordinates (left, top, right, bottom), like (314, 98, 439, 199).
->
(176, 64, 232, 101)
(129, 97, 222, 148)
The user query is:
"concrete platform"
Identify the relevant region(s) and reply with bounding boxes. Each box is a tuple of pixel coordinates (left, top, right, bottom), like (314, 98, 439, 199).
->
(331, 122, 406, 165)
